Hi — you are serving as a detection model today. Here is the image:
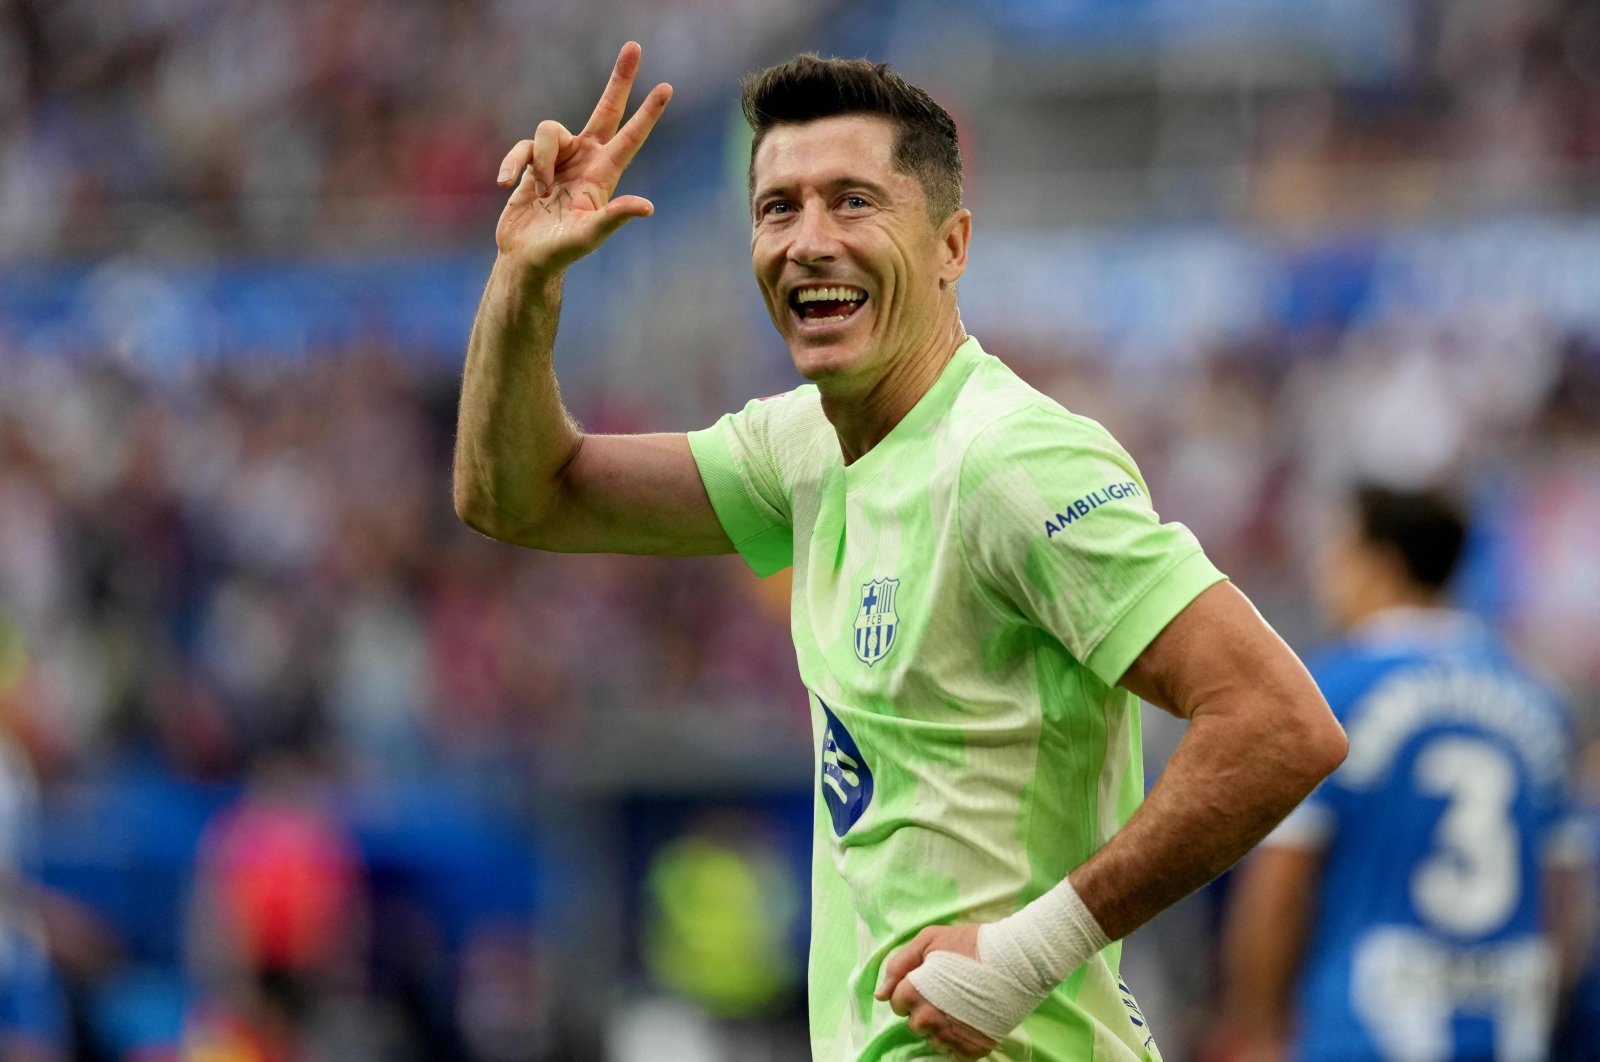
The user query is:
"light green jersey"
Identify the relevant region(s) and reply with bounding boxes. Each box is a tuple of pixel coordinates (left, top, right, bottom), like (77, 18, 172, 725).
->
(687, 336, 1225, 1061)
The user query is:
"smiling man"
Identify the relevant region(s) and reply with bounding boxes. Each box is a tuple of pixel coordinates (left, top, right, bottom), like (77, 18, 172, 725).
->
(454, 45, 1346, 1062)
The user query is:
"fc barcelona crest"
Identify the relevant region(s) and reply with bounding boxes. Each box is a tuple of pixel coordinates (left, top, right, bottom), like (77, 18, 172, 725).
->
(853, 578, 901, 666)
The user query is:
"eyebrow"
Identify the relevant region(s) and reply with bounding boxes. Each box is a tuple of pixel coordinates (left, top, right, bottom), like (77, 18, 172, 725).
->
(752, 174, 896, 204)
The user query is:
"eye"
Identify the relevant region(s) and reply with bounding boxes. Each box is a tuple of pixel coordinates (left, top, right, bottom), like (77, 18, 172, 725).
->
(842, 195, 870, 210)
(761, 200, 793, 217)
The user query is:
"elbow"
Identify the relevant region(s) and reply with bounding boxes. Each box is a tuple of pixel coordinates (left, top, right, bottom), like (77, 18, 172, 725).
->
(452, 445, 577, 547)
(452, 484, 524, 543)
(451, 481, 495, 536)
(452, 483, 557, 548)
(453, 497, 496, 538)
(1291, 706, 1348, 793)
(1310, 715, 1349, 781)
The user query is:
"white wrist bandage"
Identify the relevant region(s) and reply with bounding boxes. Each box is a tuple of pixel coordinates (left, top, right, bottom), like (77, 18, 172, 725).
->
(906, 878, 1111, 1041)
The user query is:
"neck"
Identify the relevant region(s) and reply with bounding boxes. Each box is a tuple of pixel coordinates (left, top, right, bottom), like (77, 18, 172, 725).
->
(1341, 584, 1445, 631)
(818, 312, 967, 464)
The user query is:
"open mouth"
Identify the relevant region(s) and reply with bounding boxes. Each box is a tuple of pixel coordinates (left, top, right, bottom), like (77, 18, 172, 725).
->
(789, 285, 868, 325)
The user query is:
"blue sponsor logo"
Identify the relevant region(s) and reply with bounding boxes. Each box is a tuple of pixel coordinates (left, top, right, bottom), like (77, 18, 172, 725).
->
(818, 697, 873, 836)
(1043, 481, 1142, 538)
(853, 578, 901, 666)
(1118, 979, 1157, 1050)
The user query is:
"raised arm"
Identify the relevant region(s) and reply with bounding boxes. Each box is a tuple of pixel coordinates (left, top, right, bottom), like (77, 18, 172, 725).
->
(453, 42, 733, 557)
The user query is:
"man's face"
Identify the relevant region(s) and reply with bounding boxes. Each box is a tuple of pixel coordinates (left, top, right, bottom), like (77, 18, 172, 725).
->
(749, 115, 965, 385)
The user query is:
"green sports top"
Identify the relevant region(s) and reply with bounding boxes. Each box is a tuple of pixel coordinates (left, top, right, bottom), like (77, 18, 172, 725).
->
(687, 336, 1225, 1061)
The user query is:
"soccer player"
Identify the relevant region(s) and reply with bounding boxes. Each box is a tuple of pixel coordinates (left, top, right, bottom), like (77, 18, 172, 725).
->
(1213, 486, 1590, 1062)
(454, 43, 1347, 1061)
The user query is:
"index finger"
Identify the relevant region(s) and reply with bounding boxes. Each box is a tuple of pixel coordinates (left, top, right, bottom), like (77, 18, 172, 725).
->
(582, 41, 641, 141)
(875, 928, 935, 1000)
(890, 973, 926, 1018)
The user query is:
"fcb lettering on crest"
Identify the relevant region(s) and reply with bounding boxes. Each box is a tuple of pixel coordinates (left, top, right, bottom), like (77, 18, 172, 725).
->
(853, 578, 900, 666)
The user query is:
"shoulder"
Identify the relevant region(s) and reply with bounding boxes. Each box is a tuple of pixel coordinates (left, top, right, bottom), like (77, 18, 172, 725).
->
(711, 384, 831, 466)
(736, 384, 828, 432)
(948, 359, 1183, 570)
(950, 385, 1151, 552)
(948, 357, 1135, 485)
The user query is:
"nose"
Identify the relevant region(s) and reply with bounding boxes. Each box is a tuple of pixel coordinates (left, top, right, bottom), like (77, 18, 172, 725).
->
(787, 200, 841, 266)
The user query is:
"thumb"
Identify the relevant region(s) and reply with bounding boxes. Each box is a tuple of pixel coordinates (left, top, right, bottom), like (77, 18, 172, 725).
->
(876, 928, 936, 1000)
(590, 194, 655, 239)
(608, 194, 655, 218)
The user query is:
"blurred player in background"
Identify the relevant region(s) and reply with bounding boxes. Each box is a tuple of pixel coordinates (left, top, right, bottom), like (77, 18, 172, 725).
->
(0, 727, 68, 1062)
(454, 43, 1346, 1061)
(1213, 486, 1593, 1062)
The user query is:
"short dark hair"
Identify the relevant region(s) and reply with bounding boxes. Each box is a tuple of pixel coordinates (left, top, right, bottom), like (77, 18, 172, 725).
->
(740, 54, 963, 220)
(1352, 484, 1469, 592)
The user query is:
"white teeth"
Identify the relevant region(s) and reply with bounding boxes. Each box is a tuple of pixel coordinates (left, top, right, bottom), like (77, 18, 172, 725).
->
(793, 286, 865, 304)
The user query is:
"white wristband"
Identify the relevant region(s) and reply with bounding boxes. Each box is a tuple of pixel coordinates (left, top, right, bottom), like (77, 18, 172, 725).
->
(906, 878, 1111, 1041)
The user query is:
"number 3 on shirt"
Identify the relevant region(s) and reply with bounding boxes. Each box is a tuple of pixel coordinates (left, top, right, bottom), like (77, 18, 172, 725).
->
(1411, 736, 1520, 935)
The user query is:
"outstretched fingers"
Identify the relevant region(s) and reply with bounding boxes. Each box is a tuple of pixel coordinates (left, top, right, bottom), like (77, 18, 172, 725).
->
(606, 81, 673, 173)
(582, 40, 642, 141)
(498, 46, 667, 205)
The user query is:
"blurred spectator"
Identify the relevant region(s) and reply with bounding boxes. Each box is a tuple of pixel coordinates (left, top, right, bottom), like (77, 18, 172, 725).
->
(185, 749, 366, 1062)
(0, 712, 69, 1062)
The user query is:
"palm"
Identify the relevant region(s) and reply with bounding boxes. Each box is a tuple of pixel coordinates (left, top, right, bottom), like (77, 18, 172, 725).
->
(494, 42, 671, 273)
(497, 135, 609, 250)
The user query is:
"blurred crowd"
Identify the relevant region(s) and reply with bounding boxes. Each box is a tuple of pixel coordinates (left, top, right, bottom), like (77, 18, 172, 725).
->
(0, 0, 827, 258)
(3, 0, 1600, 1058)
(2, 0, 1598, 256)
(1241, 0, 1600, 228)
(0, 348, 800, 780)
(0, 346, 805, 1059)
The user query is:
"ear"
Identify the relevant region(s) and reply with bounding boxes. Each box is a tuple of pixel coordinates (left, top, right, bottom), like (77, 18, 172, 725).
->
(937, 208, 972, 288)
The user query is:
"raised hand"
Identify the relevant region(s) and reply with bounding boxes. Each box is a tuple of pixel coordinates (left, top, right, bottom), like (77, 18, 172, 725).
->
(493, 42, 672, 276)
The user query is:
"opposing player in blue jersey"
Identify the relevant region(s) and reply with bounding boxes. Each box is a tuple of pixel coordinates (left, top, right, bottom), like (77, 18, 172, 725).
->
(1214, 485, 1591, 1062)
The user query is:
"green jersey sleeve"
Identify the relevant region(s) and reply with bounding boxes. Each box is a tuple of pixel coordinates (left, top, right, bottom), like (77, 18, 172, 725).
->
(687, 388, 820, 577)
(958, 406, 1227, 687)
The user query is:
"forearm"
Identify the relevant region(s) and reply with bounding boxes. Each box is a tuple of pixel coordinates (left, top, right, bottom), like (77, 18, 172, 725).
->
(895, 708, 1336, 1042)
(453, 256, 578, 538)
(1216, 846, 1321, 1051)
(1546, 860, 1596, 999)
(1071, 706, 1340, 941)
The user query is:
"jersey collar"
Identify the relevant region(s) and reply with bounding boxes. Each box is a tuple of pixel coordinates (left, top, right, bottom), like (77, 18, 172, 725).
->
(841, 335, 986, 487)
(1349, 606, 1485, 649)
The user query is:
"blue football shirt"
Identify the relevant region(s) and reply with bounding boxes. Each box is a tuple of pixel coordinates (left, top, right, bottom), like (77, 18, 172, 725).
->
(1263, 608, 1575, 1062)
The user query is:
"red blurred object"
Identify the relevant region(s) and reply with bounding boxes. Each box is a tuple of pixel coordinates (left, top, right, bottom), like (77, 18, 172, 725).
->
(203, 800, 362, 973)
